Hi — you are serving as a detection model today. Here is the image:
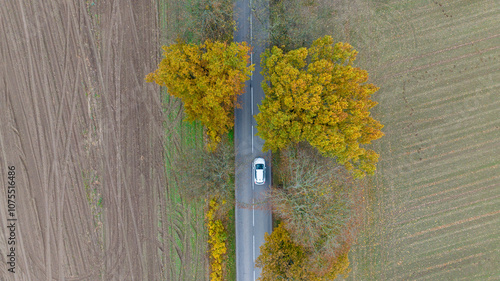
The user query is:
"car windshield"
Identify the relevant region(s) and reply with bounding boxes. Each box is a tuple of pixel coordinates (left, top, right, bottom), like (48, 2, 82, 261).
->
(255, 164, 264, 169)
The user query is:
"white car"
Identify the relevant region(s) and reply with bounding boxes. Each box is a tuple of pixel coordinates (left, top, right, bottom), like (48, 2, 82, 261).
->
(253, 158, 266, 185)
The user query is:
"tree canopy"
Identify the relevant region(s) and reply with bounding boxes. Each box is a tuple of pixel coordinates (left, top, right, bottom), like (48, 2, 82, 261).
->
(146, 40, 254, 150)
(256, 223, 309, 280)
(256, 36, 384, 177)
(256, 222, 350, 281)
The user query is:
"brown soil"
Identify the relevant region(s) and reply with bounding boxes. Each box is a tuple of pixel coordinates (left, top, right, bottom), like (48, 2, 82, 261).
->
(0, 1, 170, 280)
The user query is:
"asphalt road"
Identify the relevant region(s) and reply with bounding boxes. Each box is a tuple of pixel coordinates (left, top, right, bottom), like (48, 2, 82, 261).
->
(234, 0, 271, 280)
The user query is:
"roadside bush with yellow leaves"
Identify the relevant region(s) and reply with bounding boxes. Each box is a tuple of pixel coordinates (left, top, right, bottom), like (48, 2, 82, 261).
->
(206, 198, 227, 281)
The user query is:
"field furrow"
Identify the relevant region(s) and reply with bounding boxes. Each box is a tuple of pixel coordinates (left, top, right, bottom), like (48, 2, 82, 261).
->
(326, 0, 500, 280)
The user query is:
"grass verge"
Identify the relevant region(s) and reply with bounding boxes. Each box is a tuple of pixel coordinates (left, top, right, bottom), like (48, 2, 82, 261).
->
(160, 85, 208, 280)
(223, 187, 237, 281)
(157, 1, 237, 279)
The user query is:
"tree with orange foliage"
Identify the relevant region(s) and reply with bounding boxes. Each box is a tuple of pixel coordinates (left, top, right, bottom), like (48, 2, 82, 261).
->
(146, 40, 254, 150)
(256, 223, 309, 280)
(256, 36, 383, 177)
(256, 222, 350, 281)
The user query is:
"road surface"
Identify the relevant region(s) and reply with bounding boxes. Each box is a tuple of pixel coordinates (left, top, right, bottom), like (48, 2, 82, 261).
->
(234, 0, 271, 280)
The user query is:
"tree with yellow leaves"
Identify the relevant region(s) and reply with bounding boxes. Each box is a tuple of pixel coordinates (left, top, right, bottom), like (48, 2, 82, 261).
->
(256, 222, 310, 280)
(256, 36, 383, 177)
(146, 40, 254, 150)
(256, 222, 350, 281)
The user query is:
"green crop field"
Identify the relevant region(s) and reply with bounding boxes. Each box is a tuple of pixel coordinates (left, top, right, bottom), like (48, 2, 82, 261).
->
(320, 0, 500, 279)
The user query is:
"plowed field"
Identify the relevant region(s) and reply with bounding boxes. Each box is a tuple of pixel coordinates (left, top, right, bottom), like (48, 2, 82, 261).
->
(325, 0, 500, 279)
(0, 1, 206, 280)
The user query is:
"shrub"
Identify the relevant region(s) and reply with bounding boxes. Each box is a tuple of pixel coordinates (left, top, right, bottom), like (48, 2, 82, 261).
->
(206, 198, 228, 281)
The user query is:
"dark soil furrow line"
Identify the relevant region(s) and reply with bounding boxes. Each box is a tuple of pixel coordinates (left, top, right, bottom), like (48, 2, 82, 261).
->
(393, 190, 500, 235)
(402, 175, 500, 208)
(399, 121, 500, 154)
(382, 33, 500, 69)
(392, 96, 500, 138)
(402, 218, 500, 260)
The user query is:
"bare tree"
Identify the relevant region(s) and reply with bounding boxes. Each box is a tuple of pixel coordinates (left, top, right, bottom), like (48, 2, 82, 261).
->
(173, 138, 235, 208)
(253, 0, 335, 51)
(268, 143, 364, 275)
(201, 0, 235, 42)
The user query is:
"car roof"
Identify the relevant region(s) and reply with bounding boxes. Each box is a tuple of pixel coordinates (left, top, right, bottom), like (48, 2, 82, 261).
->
(256, 169, 264, 181)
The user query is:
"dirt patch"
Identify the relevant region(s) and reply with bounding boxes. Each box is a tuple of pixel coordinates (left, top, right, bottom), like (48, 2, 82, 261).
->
(0, 1, 170, 279)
